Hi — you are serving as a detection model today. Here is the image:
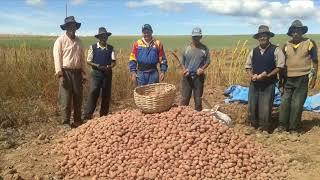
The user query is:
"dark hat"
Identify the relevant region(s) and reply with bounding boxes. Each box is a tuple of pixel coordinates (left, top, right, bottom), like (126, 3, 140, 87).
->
(142, 24, 153, 32)
(253, 25, 275, 39)
(94, 27, 112, 38)
(60, 16, 81, 30)
(192, 27, 202, 37)
(287, 20, 308, 36)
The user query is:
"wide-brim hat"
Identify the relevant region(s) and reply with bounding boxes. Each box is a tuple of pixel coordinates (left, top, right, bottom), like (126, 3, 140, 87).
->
(94, 27, 112, 38)
(287, 20, 308, 36)
(60, 16, 81, 30)
(253, 25, 275, 39)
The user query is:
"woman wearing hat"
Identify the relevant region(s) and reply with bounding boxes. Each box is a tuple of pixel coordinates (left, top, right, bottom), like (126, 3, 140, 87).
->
(277, 20, 318, 133)
(53, 16, 86, 129)
(245, 25, 285, 133)
(83, 27, 116, 120)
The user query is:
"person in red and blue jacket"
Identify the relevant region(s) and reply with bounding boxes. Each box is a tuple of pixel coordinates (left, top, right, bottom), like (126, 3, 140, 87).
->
(129, 24, 168, 86)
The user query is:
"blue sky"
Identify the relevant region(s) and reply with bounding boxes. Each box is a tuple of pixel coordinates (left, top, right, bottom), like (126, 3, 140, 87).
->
(0, 0, 320, 36)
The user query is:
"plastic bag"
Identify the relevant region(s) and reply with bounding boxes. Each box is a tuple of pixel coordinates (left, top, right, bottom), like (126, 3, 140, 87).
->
(202, 105, 234, 128)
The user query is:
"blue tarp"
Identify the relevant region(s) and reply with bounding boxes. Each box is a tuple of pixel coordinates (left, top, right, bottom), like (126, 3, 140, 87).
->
(224, 85, 320, 112)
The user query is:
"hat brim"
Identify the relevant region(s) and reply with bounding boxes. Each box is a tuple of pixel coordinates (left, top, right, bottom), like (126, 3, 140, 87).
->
(286, 26, 308, 36)
(253, 32, 275, 39)
(60, 22, 81, 30)
(94, 32, 112, 39)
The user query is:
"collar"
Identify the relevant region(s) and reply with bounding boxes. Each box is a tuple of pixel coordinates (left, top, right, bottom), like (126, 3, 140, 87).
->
(259, 43, 270, 51)
(142, 37, 154, 47)
(64, 32, 78, 41)
(97, 42, 108, 49)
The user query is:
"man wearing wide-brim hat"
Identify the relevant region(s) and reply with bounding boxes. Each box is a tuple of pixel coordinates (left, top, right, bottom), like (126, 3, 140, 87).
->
(83, 27, 116, 120)
(245, 25, 285, 133)
(277, 20, 318, 134)
(53, 16, 86, 129)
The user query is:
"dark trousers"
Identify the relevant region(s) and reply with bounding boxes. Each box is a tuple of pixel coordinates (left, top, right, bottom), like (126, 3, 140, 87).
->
(279, 75, 308, 131)
(180, 74, 205, 111)
(59, 69, 83, 124)
(83, 69, 112, 119)
(248, 82, 275, 131)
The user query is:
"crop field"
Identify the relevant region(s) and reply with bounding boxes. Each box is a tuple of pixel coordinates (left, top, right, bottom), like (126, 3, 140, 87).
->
(1, 35, 320, 179)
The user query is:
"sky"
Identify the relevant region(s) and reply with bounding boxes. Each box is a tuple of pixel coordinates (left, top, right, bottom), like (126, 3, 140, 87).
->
(0, 0, 320, 36)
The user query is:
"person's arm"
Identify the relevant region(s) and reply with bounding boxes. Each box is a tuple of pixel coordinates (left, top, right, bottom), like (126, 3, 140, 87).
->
(86, 45, 99, 68)
(197, 47, 210, 75)
(158, 41, 168, 73)
(181, 48, 189, 76)
(201, 47, 211, 70)
(53, 38, 63, 77)
(157, 41, 167, 81)
(111, 50, 116, 68)
(309, 40, 318, 88)
(129, 41, 138, 82)
(79, 42, 87, 81)
(245, 50, 255, 81)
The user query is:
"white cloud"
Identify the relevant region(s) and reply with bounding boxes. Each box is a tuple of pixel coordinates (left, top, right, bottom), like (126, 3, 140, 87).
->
(70, 0, 87, 5)
(127, 0, 319, 26)
(26, 0, 45, 6)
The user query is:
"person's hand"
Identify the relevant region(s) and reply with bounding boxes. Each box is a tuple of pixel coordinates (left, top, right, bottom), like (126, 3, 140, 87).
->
(257, 71, 267, 81)
(251, 74, 258, 82)
(131, 72, 137, 83)
(309, 77, 317, 89)
(98, 65, 107, 71)
(196, 68, 204, 75)
(82, 75, 87, 84)
(160, 72, 165, 81)
(59, 75, 64, 84)
(183, 69, 190, 77)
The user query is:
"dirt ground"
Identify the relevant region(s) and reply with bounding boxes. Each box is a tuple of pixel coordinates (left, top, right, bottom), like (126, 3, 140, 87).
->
(0, 86, 319, 180)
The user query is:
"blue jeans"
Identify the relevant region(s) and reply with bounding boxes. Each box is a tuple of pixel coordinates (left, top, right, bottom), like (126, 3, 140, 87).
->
(136, 70, 159, 86)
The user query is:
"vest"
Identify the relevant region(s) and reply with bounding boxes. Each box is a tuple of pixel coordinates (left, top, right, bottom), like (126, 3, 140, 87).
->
(285, 39, 312, 77)
(92, 43, 113, 66)
(252, 44, 277, 84)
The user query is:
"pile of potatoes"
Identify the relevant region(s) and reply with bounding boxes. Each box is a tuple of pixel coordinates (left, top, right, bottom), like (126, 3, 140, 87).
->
(54, 106, 287, 179)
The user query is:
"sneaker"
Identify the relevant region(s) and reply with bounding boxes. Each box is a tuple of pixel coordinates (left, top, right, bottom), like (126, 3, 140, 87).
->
(274, 126, 286, 133)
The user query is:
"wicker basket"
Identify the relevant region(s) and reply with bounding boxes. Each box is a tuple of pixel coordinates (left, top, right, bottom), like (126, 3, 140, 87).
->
(134, 83, 176, 113)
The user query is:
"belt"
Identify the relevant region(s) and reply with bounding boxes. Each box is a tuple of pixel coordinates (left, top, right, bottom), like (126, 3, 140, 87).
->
(62, 68, 82, 72)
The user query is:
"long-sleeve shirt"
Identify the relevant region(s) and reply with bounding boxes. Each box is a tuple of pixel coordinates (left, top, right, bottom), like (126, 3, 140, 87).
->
(53, 33, 86, 76)
(181, 43, 210, 75)
(245, 46, 285, 69)
(129, 38, 168, 72)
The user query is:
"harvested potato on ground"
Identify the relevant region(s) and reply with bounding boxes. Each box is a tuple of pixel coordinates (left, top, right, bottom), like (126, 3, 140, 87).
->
(53, 106, 287, 179)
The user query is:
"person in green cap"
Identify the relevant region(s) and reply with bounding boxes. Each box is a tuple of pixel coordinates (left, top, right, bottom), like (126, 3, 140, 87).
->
(277, 20, 318, 134)
(245, 25, 285, 133)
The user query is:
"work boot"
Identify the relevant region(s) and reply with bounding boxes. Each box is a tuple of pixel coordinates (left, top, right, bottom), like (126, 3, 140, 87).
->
(274, 126, 286, 133)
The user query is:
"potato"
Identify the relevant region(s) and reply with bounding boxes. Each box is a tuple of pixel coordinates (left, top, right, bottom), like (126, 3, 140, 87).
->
(57, 106, 287, 179)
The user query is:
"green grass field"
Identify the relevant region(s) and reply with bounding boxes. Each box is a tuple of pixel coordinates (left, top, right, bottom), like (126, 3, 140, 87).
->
(1, 34, 319, 50)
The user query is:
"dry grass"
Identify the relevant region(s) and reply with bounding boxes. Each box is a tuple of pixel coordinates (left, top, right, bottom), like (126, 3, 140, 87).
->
(1, 41, 319, 127)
